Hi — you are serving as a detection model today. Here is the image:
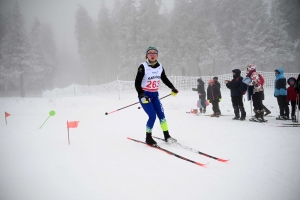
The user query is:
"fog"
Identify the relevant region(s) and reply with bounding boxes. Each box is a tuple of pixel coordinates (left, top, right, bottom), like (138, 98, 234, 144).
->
(0, 0, 299, 97)
(1, 0, 174, 60)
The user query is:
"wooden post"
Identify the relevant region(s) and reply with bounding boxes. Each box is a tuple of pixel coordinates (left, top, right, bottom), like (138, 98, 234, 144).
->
(67, 120, 70, 145)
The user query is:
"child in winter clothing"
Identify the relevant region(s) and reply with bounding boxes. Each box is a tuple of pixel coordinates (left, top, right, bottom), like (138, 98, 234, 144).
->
(207, 79, 222, 117)
(287, 77, 299, 122)
(246, 64, 267, 122)
(225, 69, 246, 120)
(245, 65, 271, 117)
(192, 77, 206, 113)
(274, 68, 289, 120)
(135, 46, 178, 146)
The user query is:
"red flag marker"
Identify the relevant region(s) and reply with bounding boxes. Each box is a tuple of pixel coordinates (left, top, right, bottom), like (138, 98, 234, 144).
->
(5, 112, 10, 125)
(67, 121, 79, 128)
(67, 121, 79, 145)
(5, 112, 10, 117)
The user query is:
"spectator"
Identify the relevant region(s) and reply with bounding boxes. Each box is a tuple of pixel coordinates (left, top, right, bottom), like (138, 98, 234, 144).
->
(207, 79, 222, 117)
(274, 68, 289, 120)
(225, 69, 246, 120)
(192, 77, 206, 113)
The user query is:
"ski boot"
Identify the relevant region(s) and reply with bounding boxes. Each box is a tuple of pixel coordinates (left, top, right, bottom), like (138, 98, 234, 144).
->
(145, 133, 157, 146)
(232, 116, 240, 120)
(276, 116, 284, 120)
(292, 116, 298, 123)
(163, 131, 177, 144)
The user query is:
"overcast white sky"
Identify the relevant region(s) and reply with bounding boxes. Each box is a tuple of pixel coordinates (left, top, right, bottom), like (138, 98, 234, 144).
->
(0, 0, 174, 58)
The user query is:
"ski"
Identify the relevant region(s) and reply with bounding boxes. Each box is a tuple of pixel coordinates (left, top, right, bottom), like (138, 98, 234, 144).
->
(262, 123, 300, 127)
(249, 118, 268, 123)
(127, 137, 207, 167)
(153, 136, 229, 162)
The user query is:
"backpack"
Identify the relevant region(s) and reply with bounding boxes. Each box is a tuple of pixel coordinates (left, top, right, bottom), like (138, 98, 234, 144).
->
(258, 74, 264, 86)
(239, 77, 249, 94)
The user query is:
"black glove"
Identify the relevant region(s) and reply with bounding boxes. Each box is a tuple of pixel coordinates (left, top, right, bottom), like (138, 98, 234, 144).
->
(172, 88, 178, 93)
(295, 87, 299, 93)
(171, 88, 178, 96)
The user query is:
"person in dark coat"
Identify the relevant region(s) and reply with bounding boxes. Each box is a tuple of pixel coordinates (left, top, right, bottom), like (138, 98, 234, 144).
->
(294, 74, 300, 93)
(213, 76, 222, 114)
(192, 77, 206, 113)
(207, 79, 222, 117)
(225, 69, 246, 120)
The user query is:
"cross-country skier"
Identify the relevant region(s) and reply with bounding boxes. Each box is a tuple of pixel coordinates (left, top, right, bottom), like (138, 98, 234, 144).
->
(134, 46, 178, 146)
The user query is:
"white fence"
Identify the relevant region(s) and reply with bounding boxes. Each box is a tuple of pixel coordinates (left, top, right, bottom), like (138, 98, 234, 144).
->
(43, 72, 299, 97)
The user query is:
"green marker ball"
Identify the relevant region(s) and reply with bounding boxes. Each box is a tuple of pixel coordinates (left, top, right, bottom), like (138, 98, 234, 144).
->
(49, 110, 56, 116)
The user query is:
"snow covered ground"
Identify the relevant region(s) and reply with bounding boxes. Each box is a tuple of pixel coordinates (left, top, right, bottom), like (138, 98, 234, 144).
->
(0, 88, 299, 200)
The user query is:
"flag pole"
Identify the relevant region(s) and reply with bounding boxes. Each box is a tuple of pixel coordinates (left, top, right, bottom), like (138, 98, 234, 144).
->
(5, 112, 7, 125)
(67, 120, 70, 145)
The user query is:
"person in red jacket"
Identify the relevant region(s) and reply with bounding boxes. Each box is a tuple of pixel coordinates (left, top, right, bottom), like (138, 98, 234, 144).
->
(287, 77, 299, 122)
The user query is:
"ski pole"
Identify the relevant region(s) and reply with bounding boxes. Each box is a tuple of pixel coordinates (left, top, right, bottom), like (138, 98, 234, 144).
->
(250, 95, 253, 117)
(297, 93, 299, 125)
(105, 94, 171, 115)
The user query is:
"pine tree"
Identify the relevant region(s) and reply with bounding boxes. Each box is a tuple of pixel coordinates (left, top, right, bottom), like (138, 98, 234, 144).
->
(29, 18, 57, 90)
(0, 2, 31, 97)
(40, 23, 57, 89)
(230, 0, 273, 69)
(274, 0, 300, 71)
(112, 0, 139, 80)
(96, 0, 117, 83)
(75, 4, 97, 85)
(267, 0, 295, 70)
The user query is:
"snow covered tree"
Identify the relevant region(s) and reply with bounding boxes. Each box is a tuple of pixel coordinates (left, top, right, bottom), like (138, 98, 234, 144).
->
(272, 0, 299, 71)
(111, 0, 139, 80)
(40, 22, 57, 89)
(229, 0, 274, 69)
(75, 4, 97, 85)
(0, 2, 32, 97)
(96, 0, 118, 83)
(266, 0, 295, 70)
(29, 18, 57, 90)
(168, 0, 229, 76)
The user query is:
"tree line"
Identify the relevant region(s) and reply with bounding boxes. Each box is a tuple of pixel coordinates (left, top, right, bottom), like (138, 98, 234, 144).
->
(0, 0, 299, 97)
(75, 0, 299, 84)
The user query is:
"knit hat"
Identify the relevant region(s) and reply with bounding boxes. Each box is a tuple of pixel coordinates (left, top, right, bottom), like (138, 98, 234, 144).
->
(213, 77, 218, 81)
(287, 77, 296, 85)
(146, 46, 158, 53)
(247, 64, 256, 71)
